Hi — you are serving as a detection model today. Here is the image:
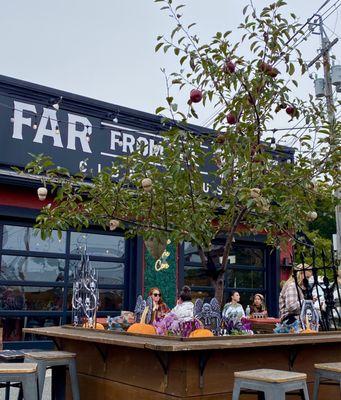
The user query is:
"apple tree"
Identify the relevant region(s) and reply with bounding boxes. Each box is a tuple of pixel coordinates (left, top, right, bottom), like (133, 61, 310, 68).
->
(24, 0, 340, 303)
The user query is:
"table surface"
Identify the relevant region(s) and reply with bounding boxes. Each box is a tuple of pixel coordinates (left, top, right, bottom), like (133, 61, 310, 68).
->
(23, 326, 341, 352)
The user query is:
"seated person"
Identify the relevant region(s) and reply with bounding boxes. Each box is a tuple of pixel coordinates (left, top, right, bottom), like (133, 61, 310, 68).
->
(171, 285, 194, 321)
(250, 293, 268, 317)
(148, 287, 170, 321)
(222, 291, 245, 319)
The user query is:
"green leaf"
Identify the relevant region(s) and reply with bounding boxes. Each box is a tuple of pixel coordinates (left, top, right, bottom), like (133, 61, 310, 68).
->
(155, 42, 163, 52)
(155, 107, 166, 114)
(288, 63, 295, 76)
(180, 55, 187, 65)
(188, 23, 196, 29)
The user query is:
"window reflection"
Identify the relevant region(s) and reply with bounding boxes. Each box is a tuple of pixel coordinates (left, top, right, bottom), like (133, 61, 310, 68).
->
(69, 260, 124, 285)
(226, 269, 264, 288)
(184, 243, 201, 263)
(1, 317, 61, 342)
(184, 266, 211, 287)
(67, 289, 123, 312)
(70, 233, 125, 258)
(1, 256, 65, 282)
(2, 225, 66, 253)
(0, 286, 63, 311)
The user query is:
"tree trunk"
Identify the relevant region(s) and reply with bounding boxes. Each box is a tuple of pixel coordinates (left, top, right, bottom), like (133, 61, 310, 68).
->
(213, 272, 225, 305)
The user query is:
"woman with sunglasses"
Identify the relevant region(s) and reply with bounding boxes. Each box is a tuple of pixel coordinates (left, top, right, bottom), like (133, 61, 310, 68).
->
(148, 287, 170, 321)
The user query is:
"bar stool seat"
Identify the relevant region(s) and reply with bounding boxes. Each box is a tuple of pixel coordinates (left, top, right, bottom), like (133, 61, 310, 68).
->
(313, 362, 341, 400)
(0, 362, 38, 400)
(232, 368, 310, 400)
(24, 350, 79, 400)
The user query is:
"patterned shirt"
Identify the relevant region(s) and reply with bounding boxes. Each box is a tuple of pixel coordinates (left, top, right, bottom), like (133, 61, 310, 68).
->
(279, 281, 302, 320)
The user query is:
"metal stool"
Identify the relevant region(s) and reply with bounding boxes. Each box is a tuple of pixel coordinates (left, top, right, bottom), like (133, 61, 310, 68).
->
(313, 362, 341, 400)
(0, 363, 38, 400)
(24, 351, 80, 400)
(232, 368, 310, 400)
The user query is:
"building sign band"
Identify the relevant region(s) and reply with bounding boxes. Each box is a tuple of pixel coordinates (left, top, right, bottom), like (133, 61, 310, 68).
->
(0, 95, 219, 193)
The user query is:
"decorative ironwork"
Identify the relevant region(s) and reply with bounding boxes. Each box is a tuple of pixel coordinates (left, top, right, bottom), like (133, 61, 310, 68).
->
(293, 247, 341, 331)
(133, 295, 153, 324)
(71, 251, 99, 328)
(193, 298, 221, 335)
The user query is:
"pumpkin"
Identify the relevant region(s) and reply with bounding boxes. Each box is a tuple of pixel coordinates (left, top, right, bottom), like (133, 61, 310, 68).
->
(301, 329, 317, 334)
(127, 323, 156, 335)
(189, 329, 214, 338)
(127, 305, 156, 335)
(82, 322, 105, 330)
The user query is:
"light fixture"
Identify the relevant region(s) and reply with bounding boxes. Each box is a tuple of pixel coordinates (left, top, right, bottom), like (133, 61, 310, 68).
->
(86, 125, 91, 142)
(10, 117, 14, 123)
(49, 96, 63, 110)
(270, 137, 276, 150)
(33, 117, 38, 130)
(55, 123, 60, 135)
(106, 111, 119, 124)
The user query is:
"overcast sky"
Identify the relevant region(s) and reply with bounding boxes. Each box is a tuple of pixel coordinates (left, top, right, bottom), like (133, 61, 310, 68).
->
(0, 0, 340, 143)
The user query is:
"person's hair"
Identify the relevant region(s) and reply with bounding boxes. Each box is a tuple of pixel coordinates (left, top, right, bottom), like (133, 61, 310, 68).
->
(148, 287, 165, 305)
(283, 263, 312, 289)
(179, 285, 192, 302)
(229, 290, 239, 301)
(252, 293, 266, 311)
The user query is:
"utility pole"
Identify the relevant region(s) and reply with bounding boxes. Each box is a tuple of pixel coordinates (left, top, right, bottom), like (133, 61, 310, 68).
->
(308, 16, 340, 263)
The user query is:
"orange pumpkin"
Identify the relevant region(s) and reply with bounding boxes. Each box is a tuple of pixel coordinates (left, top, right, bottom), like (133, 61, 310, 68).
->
(126, 304, 156, 335)
(82, 322, 105, 330)
(301, 329, 317, 334)
(189, 329, 214, 338)
(127, 323, 156, 335)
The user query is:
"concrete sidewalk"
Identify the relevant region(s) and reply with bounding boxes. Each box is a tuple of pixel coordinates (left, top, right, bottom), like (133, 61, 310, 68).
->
(0, 370, 51, 400)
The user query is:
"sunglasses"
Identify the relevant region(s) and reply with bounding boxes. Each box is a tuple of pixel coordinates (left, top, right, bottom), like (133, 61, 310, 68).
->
(152, 293, 160, 297)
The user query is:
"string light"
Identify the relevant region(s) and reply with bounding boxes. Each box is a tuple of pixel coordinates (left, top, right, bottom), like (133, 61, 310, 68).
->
(86, 125, 91, 142)
(55, 122, 60, 135)
(270, 137, 276, 150)
(33, 116, 38, 130)
(50, 96, 63, 110)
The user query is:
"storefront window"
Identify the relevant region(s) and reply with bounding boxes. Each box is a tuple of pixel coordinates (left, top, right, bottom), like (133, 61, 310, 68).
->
(2, 225, 66, 253)
(67, 288, 124, 312)
(69, 260, 124, 285)
(70, 232, 125, 258)
(0, 286, 63, 311)
(0, 222, 128, 343)
(184, 266, 211, 287)
(182, 242, 266, 308)
(226, 269, 264, 289)
(1, 256, 65, 282)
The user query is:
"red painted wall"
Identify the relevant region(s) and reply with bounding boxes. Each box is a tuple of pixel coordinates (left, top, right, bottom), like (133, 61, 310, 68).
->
(0, 184, 50, 209)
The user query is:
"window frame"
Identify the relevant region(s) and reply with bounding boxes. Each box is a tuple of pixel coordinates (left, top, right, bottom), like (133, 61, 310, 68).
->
(0, 220, 131, 332)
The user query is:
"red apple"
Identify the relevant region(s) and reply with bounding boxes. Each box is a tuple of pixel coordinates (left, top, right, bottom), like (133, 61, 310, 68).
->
(286, 106, 295, 115)
(223, 59, 236, 73)
(190, 89, 203, 103)
(227, 113, 237, 125)
(268, 67, 279, 77)
(259, 61, 271, 73)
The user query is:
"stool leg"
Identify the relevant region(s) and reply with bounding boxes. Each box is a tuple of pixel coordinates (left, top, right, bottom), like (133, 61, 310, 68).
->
(302, 382, 310, 400)
(68, 359, 80, 400)
(313, 373, 320, 400)
(21, 373, 38, 400)
(36, 363, 47, 400)
(5, 382, 11, 400)
(265, 388, 285, 400)
(232, 380, 241, 400)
